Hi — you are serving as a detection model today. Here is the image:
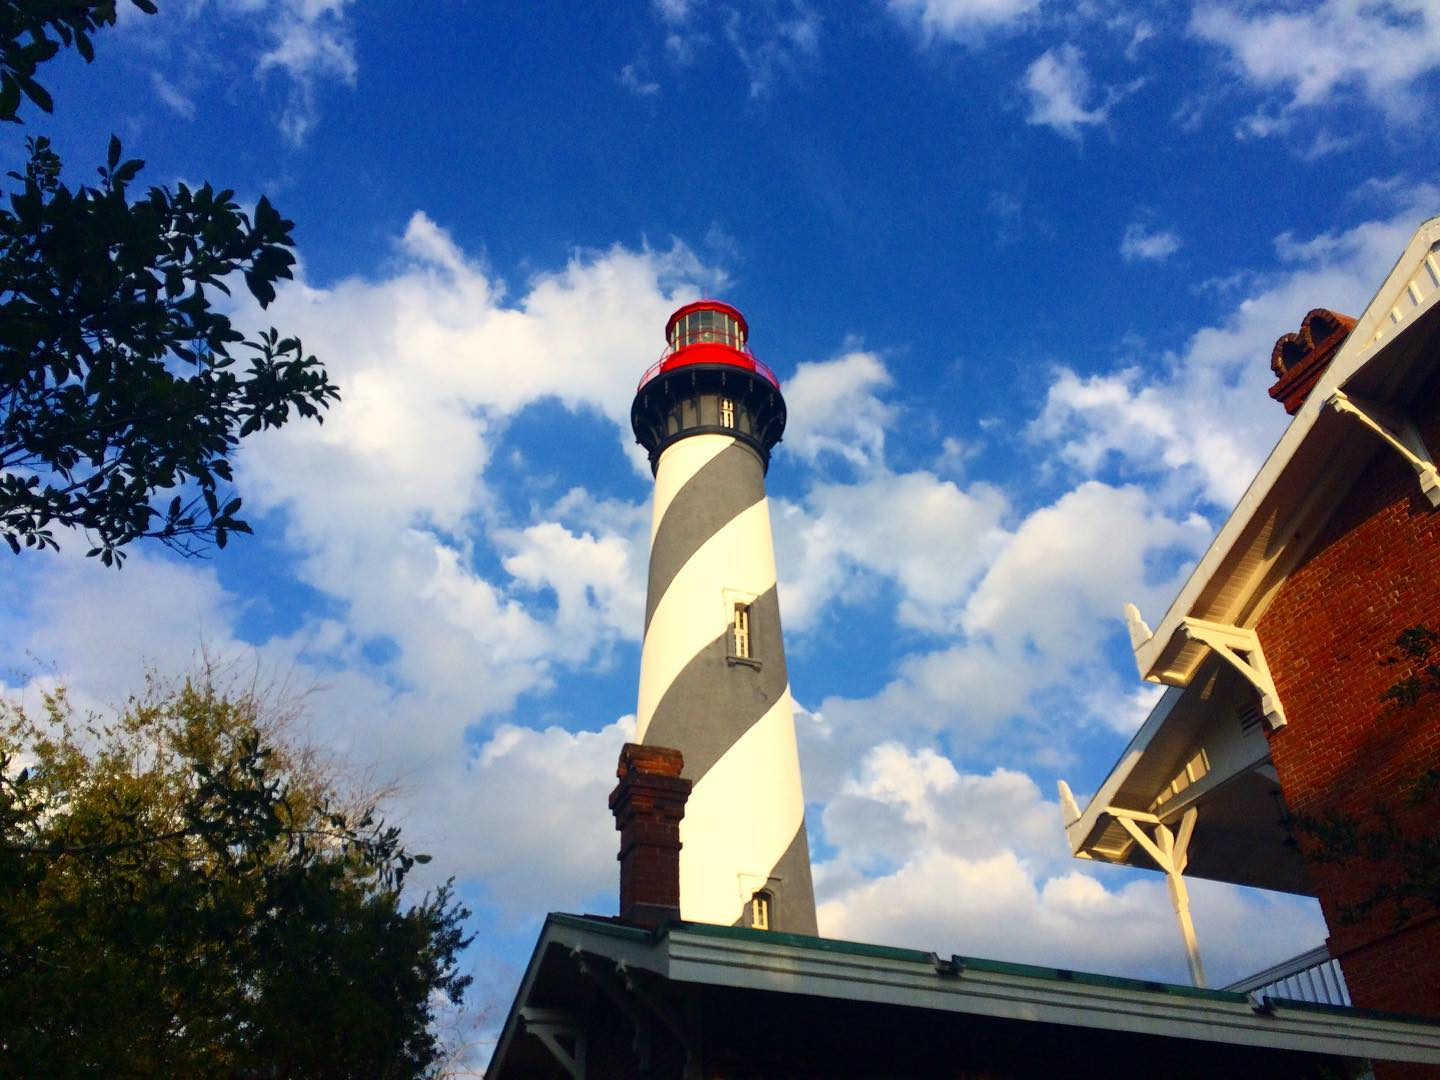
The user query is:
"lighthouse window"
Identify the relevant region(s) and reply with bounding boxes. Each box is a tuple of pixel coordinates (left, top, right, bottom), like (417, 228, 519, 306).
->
(673, 309, 743, 350)
(732, 602, 751, 660)
(750, 890, 771, 931)
(720, 397, 735, 427)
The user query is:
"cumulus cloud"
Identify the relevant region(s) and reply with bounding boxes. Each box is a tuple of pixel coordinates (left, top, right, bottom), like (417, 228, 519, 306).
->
(419, 716, 637, 918)
(0, 541, 636, 924)
(791, 480, 1210, 802)
(1120, 221, 1182, 263)
(0, 216, 723, 929)
(796, 471, 1009, 631)
(229, 214, 716, 721)
(1031, 201, 1431, 508)
(814, 743, 1328, 984)
(1192, 0, 1440, 129)
(781, 350, 894, 471)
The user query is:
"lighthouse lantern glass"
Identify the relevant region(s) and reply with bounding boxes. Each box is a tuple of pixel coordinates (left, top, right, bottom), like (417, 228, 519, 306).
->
(671, 308, 745, 350)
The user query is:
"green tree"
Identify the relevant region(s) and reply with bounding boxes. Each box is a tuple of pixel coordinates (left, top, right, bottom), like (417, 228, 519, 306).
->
(0, 675, 473, 1077)
(1, 0, 339, 564)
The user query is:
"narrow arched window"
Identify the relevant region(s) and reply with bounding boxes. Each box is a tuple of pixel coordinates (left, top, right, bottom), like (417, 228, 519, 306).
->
(720, 397, 735, 428)
(750, 890, 771, 931)
(732, 602, 751, 660)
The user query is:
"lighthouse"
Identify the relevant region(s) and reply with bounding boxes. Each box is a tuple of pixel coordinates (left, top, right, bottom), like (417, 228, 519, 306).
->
(630, 300, 818, 935)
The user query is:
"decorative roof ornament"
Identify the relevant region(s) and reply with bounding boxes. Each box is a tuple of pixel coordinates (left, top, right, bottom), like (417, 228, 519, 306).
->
(1268, 308, 1356, 415)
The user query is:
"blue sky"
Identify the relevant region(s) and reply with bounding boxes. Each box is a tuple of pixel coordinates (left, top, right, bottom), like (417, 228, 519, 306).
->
(5, 0, 1440, 1059)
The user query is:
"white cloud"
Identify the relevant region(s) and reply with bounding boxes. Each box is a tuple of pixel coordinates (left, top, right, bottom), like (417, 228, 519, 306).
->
(1022, 45, 1112, 140)
(781, 350, 894, 470)
(1032, 201, 1431, 507)
(1080, 680, 1165, 736)
(117, 0, 359, 144)
(789, 480, 1209, 803)
(814, 743, 1328, 984)
(499, 510, 647, 657)
(888, 0, 1041, 39)
(1, 196, 1363, 1007)
(618, 63, 661, 96)
(639, 0, 820, 94)
(653, 0, 694, 24)
(1120, 221, 1182, 263)
(1192, 0, 1440, 130)
(417, 716, 636, 919)
(256, 0, 357, 145)
(960, 483, 1208, 653)
(231, 215, 713, 718)
(150, 71, 197, 118)
(723, 1, 822, 98)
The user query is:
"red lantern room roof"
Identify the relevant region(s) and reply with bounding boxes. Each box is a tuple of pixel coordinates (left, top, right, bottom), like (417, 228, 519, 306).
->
(638, 299, 778, 392)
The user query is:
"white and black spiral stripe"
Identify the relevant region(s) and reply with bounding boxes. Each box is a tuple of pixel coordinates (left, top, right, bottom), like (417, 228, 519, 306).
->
(636, 433, 817, 934)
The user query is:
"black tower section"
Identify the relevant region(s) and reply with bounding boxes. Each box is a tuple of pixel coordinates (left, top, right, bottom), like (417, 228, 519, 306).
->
(631, 365, 787, 476)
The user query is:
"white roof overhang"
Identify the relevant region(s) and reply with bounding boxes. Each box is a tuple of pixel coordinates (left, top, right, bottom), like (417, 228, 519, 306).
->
(1063, 664, 1311, 893)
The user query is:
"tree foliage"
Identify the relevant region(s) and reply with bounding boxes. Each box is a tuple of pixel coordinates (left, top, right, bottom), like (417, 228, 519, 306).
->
(0, 0, 339, 563)
(0, 676, 473, 1077)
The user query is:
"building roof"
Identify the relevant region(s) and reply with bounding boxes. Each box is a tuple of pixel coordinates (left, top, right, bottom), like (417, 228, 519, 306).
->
(1064, 215, 1440, 887)
(488, 914, 1440, 1076)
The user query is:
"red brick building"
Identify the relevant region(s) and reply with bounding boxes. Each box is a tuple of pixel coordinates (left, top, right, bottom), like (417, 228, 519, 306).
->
(1063, 217, 1440, 1068)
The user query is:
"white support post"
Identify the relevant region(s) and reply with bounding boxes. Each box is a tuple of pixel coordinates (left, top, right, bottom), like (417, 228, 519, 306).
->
(1180, 618, 1287, 729)
(1115, 807, 1206, 988)
(520, 1007, 587, 1079)
(1327, 389, 1440, 507)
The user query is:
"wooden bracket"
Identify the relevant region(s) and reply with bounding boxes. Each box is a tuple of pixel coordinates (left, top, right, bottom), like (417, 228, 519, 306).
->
(1328, 389, 1440, 507)
(1180, 618, 1286, 729)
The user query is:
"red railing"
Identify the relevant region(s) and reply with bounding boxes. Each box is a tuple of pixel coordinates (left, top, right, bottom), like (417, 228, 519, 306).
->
(636, 343, 780, 392)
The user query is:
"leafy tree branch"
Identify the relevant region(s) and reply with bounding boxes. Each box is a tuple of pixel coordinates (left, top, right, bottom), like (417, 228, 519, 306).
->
(0, 1, 339, 564)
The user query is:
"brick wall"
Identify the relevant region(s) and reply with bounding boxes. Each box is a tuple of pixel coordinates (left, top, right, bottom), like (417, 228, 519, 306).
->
(1257, 374, 1440, 1026)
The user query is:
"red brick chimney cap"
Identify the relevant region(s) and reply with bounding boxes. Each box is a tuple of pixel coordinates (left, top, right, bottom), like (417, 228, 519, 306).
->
(616, 742, 684, 780)
(1270, 308, 1357, 377)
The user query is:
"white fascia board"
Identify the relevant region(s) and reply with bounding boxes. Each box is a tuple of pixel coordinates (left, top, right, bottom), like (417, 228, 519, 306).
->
(658, 929, 1440, 1064)
(1134, 215, 1440, 683)
(1064, 687, 1185, 854)
(524, 917, 1440, 1064)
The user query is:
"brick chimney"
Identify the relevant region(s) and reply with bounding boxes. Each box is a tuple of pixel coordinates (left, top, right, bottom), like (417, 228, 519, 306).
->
(609, 743, 691, 928)
(1269, 308, 1357, 415)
